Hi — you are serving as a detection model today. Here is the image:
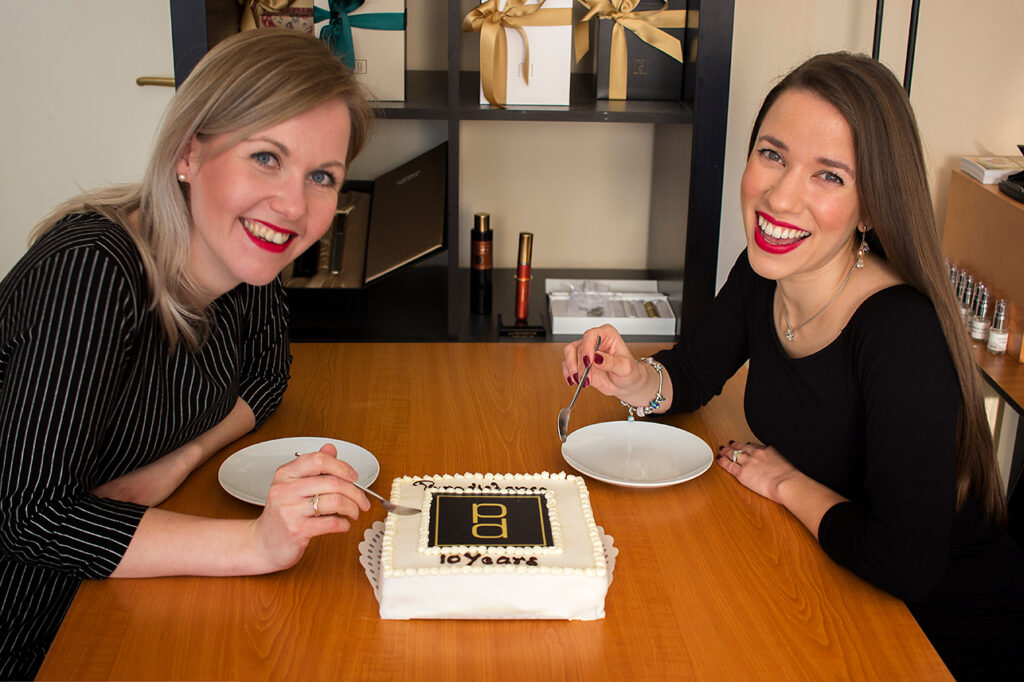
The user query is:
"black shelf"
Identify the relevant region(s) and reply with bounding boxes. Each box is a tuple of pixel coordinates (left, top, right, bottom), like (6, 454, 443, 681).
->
(169, 0, 734, 343)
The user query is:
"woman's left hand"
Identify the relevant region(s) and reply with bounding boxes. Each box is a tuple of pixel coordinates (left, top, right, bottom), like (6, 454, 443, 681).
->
(715, 440, 800, 505)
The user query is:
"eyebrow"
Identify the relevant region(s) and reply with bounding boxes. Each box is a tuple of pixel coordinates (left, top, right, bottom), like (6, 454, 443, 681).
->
(757, 134, 854, 175)
(251, 136, 347, 170)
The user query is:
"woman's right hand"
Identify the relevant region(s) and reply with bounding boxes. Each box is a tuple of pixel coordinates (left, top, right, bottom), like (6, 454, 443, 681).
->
(251, 443, 370, 572)
(562, 324, 646, 398)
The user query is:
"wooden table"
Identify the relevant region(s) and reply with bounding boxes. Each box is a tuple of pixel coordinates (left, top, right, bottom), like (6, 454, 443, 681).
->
(37, 343, 950, 680)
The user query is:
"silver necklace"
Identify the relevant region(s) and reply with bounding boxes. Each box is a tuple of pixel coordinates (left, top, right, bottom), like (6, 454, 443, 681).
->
(782, 262, 857, 342)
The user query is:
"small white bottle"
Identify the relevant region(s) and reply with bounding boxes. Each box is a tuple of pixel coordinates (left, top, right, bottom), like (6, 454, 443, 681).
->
(959, 274, 975, 323)
(970, 288, 992, 341)
(987, 299, 1009, 355)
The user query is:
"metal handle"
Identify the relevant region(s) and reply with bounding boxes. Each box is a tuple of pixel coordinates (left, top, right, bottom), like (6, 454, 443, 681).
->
(136, 76, 175, 87)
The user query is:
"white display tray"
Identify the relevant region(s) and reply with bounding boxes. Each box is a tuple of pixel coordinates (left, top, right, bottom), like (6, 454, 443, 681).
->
(545, 279, 677, 336)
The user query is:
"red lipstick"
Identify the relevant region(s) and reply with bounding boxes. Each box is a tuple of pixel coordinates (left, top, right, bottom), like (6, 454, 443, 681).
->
(754, 212, 807, 255)
(241, 218, 294, 254)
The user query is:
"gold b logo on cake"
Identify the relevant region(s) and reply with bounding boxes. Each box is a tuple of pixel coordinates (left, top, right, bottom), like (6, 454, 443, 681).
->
(471, 503, 509, 539)
(428, 492, 554, 548)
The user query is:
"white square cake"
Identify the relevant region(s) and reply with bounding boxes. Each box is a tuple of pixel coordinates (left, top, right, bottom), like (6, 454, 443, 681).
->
(378, 472, 609, 620)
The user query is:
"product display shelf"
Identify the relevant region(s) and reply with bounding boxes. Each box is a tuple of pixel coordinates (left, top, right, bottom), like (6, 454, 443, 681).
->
(168, 0, 734, 342)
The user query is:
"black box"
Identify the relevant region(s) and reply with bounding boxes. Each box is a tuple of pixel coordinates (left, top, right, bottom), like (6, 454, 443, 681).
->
(595, 0, 688, 101)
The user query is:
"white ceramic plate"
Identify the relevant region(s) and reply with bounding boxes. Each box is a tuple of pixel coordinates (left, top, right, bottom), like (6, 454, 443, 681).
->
(561, 420, 713, 488)
(218, 437, 380, 505)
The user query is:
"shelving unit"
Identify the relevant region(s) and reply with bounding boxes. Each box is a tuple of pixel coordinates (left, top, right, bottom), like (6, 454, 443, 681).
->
(168, 0, 734, 341)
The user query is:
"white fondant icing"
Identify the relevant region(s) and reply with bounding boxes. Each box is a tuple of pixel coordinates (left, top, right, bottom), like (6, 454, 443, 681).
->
(379, 472, 608, 620)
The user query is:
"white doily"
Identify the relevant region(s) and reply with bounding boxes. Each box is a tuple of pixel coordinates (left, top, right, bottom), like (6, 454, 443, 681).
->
(358, 520, 618, 604)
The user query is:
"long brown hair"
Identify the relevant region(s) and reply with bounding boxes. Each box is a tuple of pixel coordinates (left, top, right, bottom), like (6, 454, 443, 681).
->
(32, 29, 373, 349)
(748, 52, 1005, 523)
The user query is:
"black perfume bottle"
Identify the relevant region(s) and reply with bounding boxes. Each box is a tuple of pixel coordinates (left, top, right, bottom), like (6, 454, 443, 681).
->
(471, 212, 493, 314)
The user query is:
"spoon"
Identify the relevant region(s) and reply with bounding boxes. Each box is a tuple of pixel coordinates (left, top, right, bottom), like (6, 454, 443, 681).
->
(293, 453, 421, 515)
(557, 335, 601, 443)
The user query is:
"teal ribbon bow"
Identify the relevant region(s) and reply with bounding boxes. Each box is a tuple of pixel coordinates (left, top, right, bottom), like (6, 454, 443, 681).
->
(315, 0, 406, 69)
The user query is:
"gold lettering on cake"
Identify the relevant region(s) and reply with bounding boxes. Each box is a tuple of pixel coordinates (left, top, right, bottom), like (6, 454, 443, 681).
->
(471, 503, 509, 539)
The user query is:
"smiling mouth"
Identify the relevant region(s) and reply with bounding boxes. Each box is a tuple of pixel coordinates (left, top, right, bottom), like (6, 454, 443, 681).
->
(757, 213, 810, 245)
(240, 218, 295, 246)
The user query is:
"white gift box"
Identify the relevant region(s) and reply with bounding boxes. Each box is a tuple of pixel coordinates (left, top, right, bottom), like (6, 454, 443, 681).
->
(476, 0, 573, 106)
(315, 0, 406, 101)
(546, 279, 678, 336)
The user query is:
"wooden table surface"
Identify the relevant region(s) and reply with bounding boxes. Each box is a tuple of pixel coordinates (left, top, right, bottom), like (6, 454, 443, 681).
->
(37, 343, 950, 681)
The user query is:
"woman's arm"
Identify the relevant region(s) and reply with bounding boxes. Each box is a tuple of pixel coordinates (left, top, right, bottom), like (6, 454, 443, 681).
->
(90, 397, 255, 507)
(110, 443, 369, 577)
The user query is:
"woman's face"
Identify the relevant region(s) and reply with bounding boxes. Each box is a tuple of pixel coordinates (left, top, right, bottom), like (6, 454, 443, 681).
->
(740, 89, 862, 284)
(177, 98, 352, 298)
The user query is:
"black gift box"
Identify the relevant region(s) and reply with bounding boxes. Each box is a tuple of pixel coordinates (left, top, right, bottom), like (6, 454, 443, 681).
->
(595, 0, 688, 101)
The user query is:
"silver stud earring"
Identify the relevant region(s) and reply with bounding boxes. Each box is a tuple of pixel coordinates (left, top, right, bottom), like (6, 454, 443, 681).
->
(856, 228, 869, 269)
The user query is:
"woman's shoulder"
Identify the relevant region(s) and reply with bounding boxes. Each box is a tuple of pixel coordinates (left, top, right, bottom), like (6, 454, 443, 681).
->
(29, 212, 144, 278)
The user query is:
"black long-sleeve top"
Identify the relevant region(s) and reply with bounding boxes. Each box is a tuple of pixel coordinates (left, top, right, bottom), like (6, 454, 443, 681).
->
(0, 213, 291, 679)
(654, 251, 1024, 677)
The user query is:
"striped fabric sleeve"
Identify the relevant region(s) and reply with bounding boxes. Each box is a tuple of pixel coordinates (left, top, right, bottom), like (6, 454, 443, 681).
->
(236, 278, 291, 429)
(0, 246, 148, 579)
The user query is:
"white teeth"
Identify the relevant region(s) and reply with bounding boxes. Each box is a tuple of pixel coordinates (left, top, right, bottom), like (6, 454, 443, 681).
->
(241, 218, 291, 245)
(757, 215, 809, 241)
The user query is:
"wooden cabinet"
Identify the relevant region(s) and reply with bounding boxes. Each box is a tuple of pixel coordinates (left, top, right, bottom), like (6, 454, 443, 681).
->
(168, 0, 733, 340)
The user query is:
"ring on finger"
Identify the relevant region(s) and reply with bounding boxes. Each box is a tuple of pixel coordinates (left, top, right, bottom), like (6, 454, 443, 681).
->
(310, 493, 321, 517)
(732, 448, 746, 463)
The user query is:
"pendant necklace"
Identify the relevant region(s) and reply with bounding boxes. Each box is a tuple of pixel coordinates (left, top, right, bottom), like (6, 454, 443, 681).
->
(782, 261, 857, 342)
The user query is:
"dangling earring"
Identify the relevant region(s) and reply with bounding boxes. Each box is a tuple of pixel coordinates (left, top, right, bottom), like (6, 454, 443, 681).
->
(856, 228, 869, 269)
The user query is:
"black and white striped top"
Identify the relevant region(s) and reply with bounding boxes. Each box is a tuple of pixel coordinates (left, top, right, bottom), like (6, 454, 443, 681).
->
(0, 213, 291, 679)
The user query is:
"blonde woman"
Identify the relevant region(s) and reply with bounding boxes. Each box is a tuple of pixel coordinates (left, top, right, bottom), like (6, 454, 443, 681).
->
(0, 30, 373, 679)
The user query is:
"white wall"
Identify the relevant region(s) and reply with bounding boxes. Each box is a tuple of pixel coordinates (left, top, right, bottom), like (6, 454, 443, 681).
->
(0, 1, 174, 277)
(718, 0, 1024, 290)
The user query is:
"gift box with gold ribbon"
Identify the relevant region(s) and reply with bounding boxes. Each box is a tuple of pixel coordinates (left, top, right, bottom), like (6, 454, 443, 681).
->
(240, 0, 315, 33)
(576, 0, 695, 101)
(314, 0, 407, 101)
(463, 0, 574, 108)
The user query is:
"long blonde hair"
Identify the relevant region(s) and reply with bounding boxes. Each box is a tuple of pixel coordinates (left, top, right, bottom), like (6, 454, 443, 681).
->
(749, 52, 1006, 523)
(32, 29, 372, 349)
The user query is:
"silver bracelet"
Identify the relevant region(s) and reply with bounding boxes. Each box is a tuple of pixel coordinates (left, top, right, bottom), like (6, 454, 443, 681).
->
(619, 357, 665, 421)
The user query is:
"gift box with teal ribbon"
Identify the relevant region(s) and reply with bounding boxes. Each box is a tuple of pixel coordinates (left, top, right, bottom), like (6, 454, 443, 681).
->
(314, 0, 406, 101)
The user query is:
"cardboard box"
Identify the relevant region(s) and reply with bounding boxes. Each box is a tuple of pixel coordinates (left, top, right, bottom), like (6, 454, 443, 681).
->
(315, 0, 406, 101)
(546, 279, 677, 336)
(472, 0, 573, 106)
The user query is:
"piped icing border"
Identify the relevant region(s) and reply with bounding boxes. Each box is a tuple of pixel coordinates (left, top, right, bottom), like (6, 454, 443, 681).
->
(381, 472, 607, 579)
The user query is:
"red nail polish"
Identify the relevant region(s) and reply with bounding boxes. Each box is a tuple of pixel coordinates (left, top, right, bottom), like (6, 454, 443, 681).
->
(566, 376, 574, 386)
(583, 377, 590, 388)
(583, 355, 591, 368)
(573, 372, 579, 384)
(594, 354, 604, 365)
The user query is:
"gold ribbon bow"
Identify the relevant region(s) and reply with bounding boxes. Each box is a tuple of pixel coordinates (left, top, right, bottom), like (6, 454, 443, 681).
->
(240, 0, 312, 31)
(463, 0, 573, 108)
(575, 0, 695, 100)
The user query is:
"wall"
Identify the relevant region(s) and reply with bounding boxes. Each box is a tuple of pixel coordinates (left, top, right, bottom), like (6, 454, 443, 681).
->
(718, 0, 1024, 290)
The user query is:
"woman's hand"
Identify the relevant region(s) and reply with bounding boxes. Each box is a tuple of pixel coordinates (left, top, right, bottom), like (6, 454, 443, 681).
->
(250, 443, 370, 571)
(716, 440, 846, 539)
(562, 324, 644, 396)
(561, 324, 673, 412)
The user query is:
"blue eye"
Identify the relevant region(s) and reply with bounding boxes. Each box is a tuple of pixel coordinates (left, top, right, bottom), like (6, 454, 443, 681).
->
(821, 171, 845, 185)
(310, 170, 338, 188)
(252, 151, 278, 167)
(758, 148, 783, 164)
